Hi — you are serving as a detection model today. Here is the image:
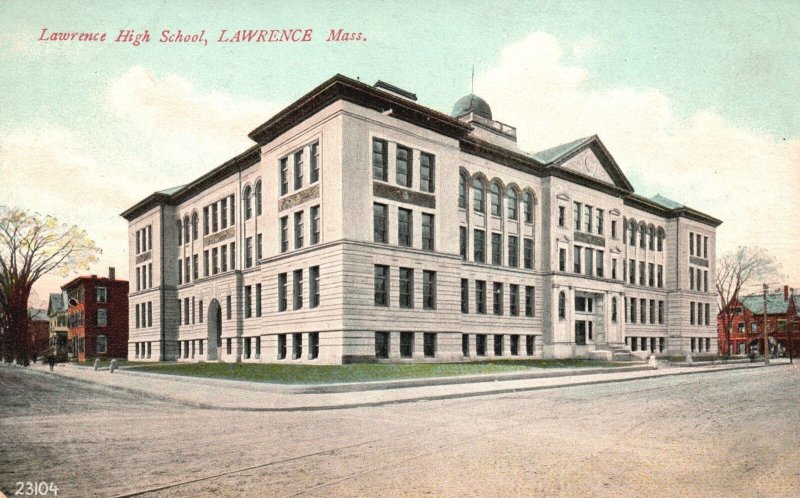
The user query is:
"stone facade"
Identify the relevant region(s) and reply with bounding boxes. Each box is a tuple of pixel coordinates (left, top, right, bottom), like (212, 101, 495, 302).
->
(122, 75, 721, 364)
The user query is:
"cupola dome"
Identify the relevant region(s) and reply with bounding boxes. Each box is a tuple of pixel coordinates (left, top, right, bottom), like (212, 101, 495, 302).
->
(451, 94, 492, 120)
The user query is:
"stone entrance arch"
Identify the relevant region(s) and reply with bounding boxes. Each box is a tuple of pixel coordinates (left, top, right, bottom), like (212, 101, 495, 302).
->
(207, 299, 222, 361)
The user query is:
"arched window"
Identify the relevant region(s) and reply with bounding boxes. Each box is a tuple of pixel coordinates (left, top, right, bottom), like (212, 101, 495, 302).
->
(191, 212, 198, 241)
(612, 297, 618, 323)
(657, 228, 665, 251)
(523, 192, 534, 224)
(254, 181, 262, 216)
(558, 291, 566, 319)
(490, 182, 502, 217)
(459, 173, 468, 209)
(183, 215, 190, 243)
(639, 224, 646, 249)
(628, 221, 636, 246)
(243, 186, 253, 220)
(176, 219, 182, 245)
(647, 226, 655, 250)
(473, 178, 485, 213)
(506, 188, 518, 220)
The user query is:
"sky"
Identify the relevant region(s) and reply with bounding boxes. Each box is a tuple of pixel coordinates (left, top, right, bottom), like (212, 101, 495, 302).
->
(1, 0, 798, 307)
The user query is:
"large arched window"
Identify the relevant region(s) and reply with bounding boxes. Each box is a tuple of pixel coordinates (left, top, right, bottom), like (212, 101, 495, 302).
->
(506, 188, 518, 220)
(639, 224, 646, 249)
(191, 212, 198, 241)
(523, 192, 534, 224)
(473, 177, 485, 213)
(657, 228, 665, 252)
(243, 186, 253, 220)
(176, 219, 182, 245)
(628, 221, 636, 246)
(490, 182, 502, 217)
(648, 226, 655, 250)
(558, 291, 566, 319)
(183, 215, 190, 243)
(459, 172, 468, 209)
(254, 181, 262, 216)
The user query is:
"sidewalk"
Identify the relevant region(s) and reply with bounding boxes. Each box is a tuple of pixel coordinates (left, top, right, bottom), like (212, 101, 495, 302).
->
(17, 359, 789, 412)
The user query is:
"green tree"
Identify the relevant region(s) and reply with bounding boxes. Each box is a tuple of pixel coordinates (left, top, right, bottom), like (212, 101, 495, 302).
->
(0, 206, 100, 365)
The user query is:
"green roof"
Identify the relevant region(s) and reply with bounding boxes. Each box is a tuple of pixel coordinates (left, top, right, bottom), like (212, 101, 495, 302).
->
(740, 294, 789, 315)
(531, 136, 593, 164)
(650, 194, 684, 210)
(157, 185, 185, 196)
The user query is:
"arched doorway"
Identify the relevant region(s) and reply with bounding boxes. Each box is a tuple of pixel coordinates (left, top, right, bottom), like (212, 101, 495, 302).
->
(207, 299, 222, 361)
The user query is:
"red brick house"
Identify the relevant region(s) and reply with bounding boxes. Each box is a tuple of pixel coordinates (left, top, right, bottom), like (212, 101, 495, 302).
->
(27, 308, 50, 360)
(717, 285, 797, 357)
(63, 269, 129, 361)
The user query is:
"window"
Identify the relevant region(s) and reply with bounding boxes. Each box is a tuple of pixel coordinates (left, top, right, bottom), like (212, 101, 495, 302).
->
(294, 211, 305, 249)
(612, 297, 618, 323)
(525, 286, 535, 317)
(398, 208, 412, 247)
(203, 251, 209, 277)
(649, 300, 655, 324)
(278, 273, 288, 311)
(277, 334, 287, 359)
(474, 229, 486, 263)
(255, 181, 262, 216)
(584, 248, 593, 276)
(310, 205, 320, 245)
(374, 265, 389, 306)
(309, 332, 318, 360)
(596, 250, 604, 277)
(704, 271, 709, 292)
(629, 221, 636, 246)
(459, 227, 467, 260)
(524, 238, 534, 269)
(559, 248, 566, 272)
(184, 215, 190, 242)
(490, 182, 502, 216)
(596, 209, 604, 235)
(491, 233, 502, 266)
(657, 265, 664, 288)
(226, 295, 232, 320)
(184, 297, 190, 325)
(689, 231, 694, 255)
(396, 145, 411, 187)
(96, 335, 107, 354)
(256, 284, 262, 317)
(221, 199, 228, 228)
(510, 335, 520, 356)
(373, 203, 387, 243)
(197, 301, 201, 324)
(657, 229, 664, 251)
(135, 304, 140, 328)
(473, 178, 485, 213)
(494, 335, 503, 356)
(243, 186, 252, 220)
(256, 233, 263, 262)
(293, 270, 303, 310)
(177, 219, 182, 245)
(690, 302, 695, 325)
(611, 220, 617, 239)
(399, 267, 414, 308)
(400, 332, 414, 358)
(493, 282, 503, 315)
(193, 255, 198, 280)
(461, 279, 469, 313)
(422, 213, 434, 251)
(659, 301, 664, 324)
(705, 303, 710, 325)
(462, 334, 470, 357)
(510, 284, 519, 316)
(211, 203, 219, 232)
(96, 287, 107, 303)
(420, 152, 434, 192)
(458, 173, 468, 208)
(310, 143, 319, 184)
(244, 285, 252, 318)
(703, 236, 708, 258)
(375, 332, 389, 359)
(230, 242, 236, 270)
(423, 270, 436, 310)
(309, 266, 320, 309)
(221, 245, 228, 272)
(630, 298, 637, 323)
(294, 150, 303, 190)
(508, 236, 519, 267)
(648, 226, 655, 250)
(203, 207, 209, 235)
(574, 245, 582, 273)
(476, 334, 487, 356)
(690, 267, 695, 290)
(423, 333, 436, 358)
(280, 157, 288, 195)
(639, 261, 645, 286)
(558, 206, 566, 227)
(476, 280, 487, 314)
(629, 259, 635, 285)
(292, 333, 302, 359)
(648, 263, 654, 287)
(506, 189, 518, 220)
(584, 205, 593, 233)
(573, 202, 582, 230)
(97, 309, 107, 327)
(640, 298, 646, 324)
(523, 192, 533, 223)
(639, 225, 646, 249)
(372, 138, 388, 181)
(280, 216, 288, 252)
(612, 258, 617, 280)
(245, 237, 253, 268)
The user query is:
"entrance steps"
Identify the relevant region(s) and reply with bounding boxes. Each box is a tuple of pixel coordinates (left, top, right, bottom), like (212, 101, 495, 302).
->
(591, 344, 643, 362)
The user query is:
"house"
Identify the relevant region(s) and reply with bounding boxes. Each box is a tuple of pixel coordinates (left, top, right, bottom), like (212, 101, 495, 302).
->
(47, 292, 68, 360)
(717, 285, 797, 356)
(27, 308, 49, 359)
(121, 74, 721, 364)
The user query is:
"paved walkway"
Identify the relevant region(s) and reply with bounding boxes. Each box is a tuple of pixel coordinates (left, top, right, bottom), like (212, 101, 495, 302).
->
(15, 359, 788, 412)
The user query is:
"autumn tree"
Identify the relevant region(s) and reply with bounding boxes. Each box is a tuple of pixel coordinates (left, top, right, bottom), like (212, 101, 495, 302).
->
(715, 246, 782, 356)
(0, 206, 100, 365)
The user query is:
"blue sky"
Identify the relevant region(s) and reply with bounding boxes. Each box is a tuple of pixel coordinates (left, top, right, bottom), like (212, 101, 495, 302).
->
(1, 0, 798, 303)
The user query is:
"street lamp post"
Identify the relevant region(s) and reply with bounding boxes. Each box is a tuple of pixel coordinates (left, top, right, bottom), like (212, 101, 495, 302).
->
(763, 283, 770, 365)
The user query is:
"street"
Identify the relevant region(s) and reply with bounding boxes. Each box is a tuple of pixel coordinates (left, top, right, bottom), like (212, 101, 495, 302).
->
(1, 365, 798, 497)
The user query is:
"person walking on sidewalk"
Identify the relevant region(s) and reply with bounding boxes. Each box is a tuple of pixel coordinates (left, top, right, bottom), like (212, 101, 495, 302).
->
(46, 351, 56, 372)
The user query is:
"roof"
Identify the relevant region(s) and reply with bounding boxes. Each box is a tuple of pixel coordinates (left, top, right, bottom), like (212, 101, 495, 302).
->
(48, 293, 65, 315)
(158, 185, 185, 196)
(532, 136, 594, 164)
(740, 294, 790, 315)
(61, 275, 128, 290)
(451, 94, 493, 120)
(650, 194, 684, 210)
(28, 308, 48, 321)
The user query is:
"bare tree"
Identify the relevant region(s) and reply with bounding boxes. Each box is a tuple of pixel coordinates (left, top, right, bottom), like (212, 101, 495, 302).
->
(0, 206, 100, 365)
(715, 246, 782, 356)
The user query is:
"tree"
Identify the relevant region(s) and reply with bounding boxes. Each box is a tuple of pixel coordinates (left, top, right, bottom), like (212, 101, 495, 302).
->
(715, 246, 782, 356)
(0, 206, 100, 365)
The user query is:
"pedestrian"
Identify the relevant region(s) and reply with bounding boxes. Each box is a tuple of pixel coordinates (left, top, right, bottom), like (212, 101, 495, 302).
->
(47, 352, 56, 372)
(93, 358, 100, 371)
(109, 358, 118, 374)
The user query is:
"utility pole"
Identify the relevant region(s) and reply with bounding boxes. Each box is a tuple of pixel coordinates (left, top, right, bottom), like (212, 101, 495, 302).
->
(763, 283, 770, 365)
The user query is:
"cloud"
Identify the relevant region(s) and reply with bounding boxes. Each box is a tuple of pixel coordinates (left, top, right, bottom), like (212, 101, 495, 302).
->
(476, 32, 800, 282)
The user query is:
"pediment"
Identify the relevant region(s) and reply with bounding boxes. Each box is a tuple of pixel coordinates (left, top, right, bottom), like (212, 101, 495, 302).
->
(560, 149, 614, 185)
(547, 136, 634, 192)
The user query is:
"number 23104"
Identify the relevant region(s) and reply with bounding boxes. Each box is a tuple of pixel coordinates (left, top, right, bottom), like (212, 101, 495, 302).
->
(14, 482, 58, 496)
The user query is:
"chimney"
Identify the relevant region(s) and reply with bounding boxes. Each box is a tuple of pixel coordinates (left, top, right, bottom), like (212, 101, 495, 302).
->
(784, 285, 789, 301)
(109, 267, 116, 280)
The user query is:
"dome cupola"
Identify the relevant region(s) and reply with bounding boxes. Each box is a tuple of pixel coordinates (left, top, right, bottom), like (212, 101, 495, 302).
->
(451, 94, 493, 120)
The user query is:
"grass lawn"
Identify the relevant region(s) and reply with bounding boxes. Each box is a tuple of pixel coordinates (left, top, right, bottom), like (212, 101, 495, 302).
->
(126, 359, 628, 384)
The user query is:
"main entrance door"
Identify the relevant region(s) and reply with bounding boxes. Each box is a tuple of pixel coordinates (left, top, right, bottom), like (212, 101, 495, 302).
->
(207, 299, 221, 361)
